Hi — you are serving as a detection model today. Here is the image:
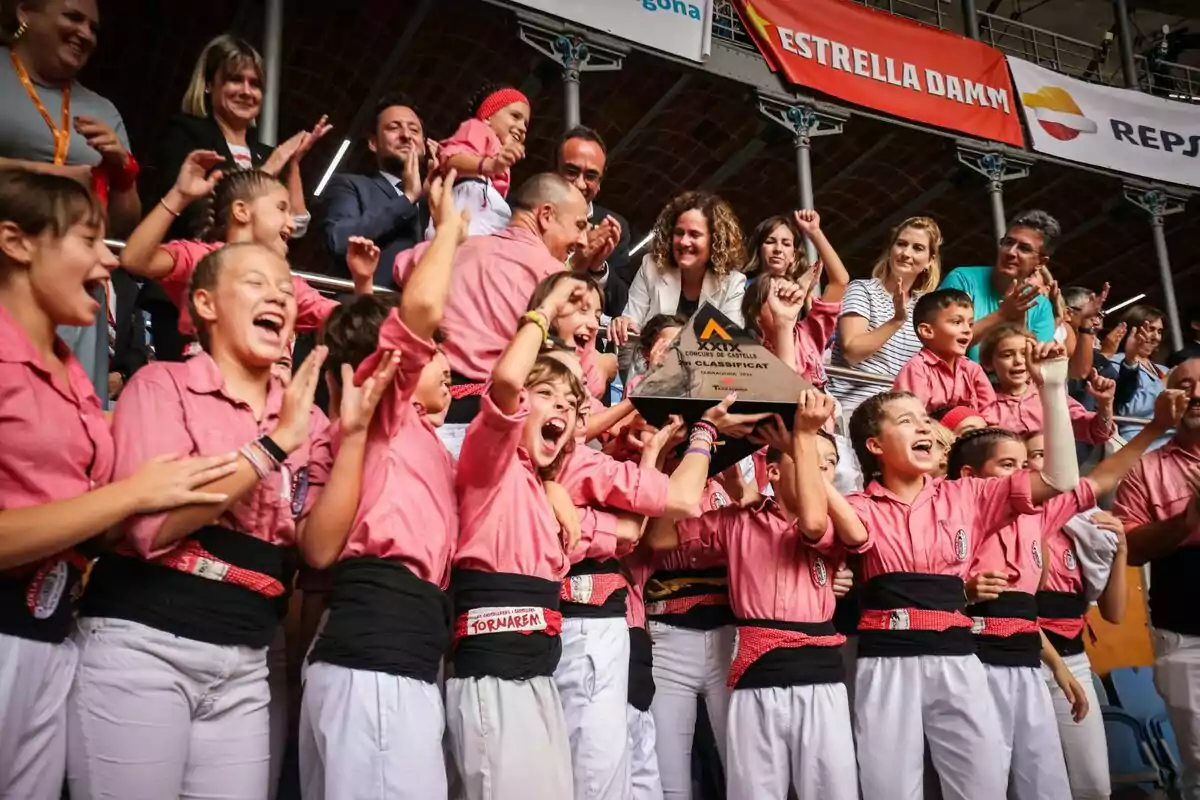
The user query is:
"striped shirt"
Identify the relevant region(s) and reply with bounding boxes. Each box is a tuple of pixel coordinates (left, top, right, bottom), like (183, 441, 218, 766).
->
(828, 278, 922, 416)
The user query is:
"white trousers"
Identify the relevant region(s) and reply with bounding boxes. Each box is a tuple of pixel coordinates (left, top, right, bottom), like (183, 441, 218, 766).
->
(725, 683, 858, 800)
(647, 621, 734, 800)
(446, 674, 573, 800)
(66, 617, 271, 800)
(1153, 630, 1200, 800)
(0, 632, 77, 800)
(983, 663, 1071, 800)
(855, 655, 1007, 800)
(554, 617, 631, 800)
(627, 705, 663, 800)
(1041, 652, 1110, 799)
(299, 661, 446, 800)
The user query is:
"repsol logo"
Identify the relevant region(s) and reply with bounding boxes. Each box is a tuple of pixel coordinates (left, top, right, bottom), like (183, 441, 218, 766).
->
(1111, 120, 1200, 158)
(640, 0, 704, 19)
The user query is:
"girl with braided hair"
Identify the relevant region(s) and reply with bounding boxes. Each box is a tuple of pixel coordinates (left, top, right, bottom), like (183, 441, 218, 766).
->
(432, 81, 532, 237)
(118, 150, 376, 357)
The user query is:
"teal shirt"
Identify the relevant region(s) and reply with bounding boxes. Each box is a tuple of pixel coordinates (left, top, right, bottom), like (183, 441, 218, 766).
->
(940, 266, 1056, 362)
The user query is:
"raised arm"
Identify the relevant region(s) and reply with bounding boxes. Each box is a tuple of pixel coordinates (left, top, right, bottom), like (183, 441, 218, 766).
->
(401, 171, 468, 339)
(120, 150, 224, 280)
(793, 210, 849, 303)
(1084, 389, 1185, 498)
(1026, 343, 1080, 504)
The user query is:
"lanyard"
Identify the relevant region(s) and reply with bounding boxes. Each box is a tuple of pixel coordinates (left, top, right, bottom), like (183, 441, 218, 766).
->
(9, 50, 71, 165)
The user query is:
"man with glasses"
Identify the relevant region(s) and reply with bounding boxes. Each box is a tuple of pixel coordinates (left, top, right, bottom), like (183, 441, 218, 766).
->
(940, 209, 1061, 362)
(555, 126, 630, 315)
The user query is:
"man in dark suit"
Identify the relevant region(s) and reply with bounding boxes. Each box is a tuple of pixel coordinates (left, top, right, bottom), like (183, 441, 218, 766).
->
(555, 126, 631, 318)
(322, 93, 429, 289)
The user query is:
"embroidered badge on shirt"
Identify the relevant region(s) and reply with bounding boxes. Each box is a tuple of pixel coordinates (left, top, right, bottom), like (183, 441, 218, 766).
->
(954, 529, 968, 561)
(290, 466, 310, 517)
(27, 560, 68, 620)
(710, 492, 729, 510)
(811, 556, 828, 587)
(1064, 549, 1077, 571)
(1032, 540, 1043, 569)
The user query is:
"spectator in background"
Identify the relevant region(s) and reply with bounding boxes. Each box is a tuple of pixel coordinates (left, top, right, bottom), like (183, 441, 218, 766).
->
(323, 93, 430, 289)
(1167, 305, 1200, 367)
(940, 209, 1059, 362)
(1028, 263, 1074, 356)
(1110, 304, 1170, 445)
(829, 216, 942, 418)
(554, 125, 629, 317)
(0, 0, 140, 405)
(609, 190, 747, 346)
(743, 213, 808, 281)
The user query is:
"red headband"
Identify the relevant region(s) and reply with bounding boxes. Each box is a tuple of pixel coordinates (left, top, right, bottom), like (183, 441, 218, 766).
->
(475, 88, 530, 122)
(939, 406, 978, 432)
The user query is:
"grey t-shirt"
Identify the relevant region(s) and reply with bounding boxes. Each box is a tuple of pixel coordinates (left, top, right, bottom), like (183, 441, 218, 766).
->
(0, 50, 130, 405)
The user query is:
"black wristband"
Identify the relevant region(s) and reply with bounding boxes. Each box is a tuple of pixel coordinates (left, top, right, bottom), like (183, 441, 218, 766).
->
(1079, 327, 1098, 336)
(258, 435, 287, 464)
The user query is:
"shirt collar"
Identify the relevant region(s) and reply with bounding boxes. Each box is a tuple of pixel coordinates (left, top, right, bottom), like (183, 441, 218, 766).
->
(863, 473, 935, 505)
(919, 347, 960, 370)
(1160, 438, 1200, 463)
(0, 301, 72, 368)
(184, 351, 285, 418)
(379, 171, 402, 189)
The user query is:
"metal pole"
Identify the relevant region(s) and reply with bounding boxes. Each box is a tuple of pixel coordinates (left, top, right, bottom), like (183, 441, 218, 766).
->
(988, 181, 1006, 243)
(563, 72, 581, 130)
(1151, 214, 1184, 351)
(796, 138, 817, 265)
(260, 0, 283, 145)
(961, 0, 980, 40)
(1112, 0, 1140, 89)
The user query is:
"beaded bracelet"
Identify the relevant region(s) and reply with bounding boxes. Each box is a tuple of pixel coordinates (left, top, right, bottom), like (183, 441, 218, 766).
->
(692, 419, 717, 439)
(239, 443, 272, 480)
(684, 446, 712, 460)
(521, 309, 550, 346)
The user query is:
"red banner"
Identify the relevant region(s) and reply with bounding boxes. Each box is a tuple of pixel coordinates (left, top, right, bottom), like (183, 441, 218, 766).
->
(735, 0, 1025, 147)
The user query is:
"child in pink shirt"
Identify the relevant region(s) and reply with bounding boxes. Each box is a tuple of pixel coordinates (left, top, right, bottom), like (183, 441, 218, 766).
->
(648, 392, 866, 800)
(979, 323, 1115, 444)
(836, 342, 1079, 800)
(0, 172, 240, 799)
(298, 182, 467, 798)
(438, 83, 531, 236)
(951, 393, 1178, 800)
(893, 288, 996, 414)
(71, 242, 385, 800)
(118, 151, 376, 353)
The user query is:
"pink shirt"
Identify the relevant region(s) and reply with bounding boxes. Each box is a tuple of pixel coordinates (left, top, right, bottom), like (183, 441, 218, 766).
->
(557, 445, 669, 518)
(453, 390, 570, 581)
(893, 347, 996, 413)
(766, 298, 839, 387)
(0, 305, 115, 565)
(440, 118, 511, 198)
(677, 498, 854, 623)
(984, 387, 1113, 444)
(969, 480, 1096, 594)
(568, 508, 623, 564)
(1041, 527, 1085, 595)
(112, 354, 332, 559)
(846, 472, 1037, 583)
(158, 240, 337, 338)
(337, 312, 457, 585)
(394, 228, 566, 382)
(1114, 440, 1200, 547)
(624, 548, 655, 628)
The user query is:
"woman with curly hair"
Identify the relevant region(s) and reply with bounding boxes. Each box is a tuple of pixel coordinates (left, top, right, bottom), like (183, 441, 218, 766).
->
(609, 191, 746, 346)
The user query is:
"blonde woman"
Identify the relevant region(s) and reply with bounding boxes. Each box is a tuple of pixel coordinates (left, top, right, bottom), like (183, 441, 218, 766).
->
(828, 216, 943, 417)
(609, 191, 747, 345)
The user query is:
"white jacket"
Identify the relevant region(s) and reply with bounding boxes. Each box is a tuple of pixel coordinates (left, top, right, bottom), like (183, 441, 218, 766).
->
(619, 253, 747, 329)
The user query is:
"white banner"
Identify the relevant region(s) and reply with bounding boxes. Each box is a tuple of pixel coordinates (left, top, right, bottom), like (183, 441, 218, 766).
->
(1007, 56, 1200, 189)
(507, 0, 713, 63)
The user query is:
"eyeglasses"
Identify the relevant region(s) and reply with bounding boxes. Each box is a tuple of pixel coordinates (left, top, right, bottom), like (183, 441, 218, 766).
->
(998, 236, 1040, 256)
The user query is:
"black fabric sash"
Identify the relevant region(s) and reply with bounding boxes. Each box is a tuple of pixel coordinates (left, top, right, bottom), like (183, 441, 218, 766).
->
(967, 591, 1042, 668)
(857, 573, 975, 659)
(733, 619, 845, 690)
(0, 559, 84, 643)
(449, 569, 562, 680)
(628, 626, 656, 712)
(1149, 547, 1200, 637)
(1037, 590, 1088, 657)
(80, 526, 283, 648)
(644, 566, 735, 630)
(308, 557, 451, 683)
(562, 558, 629, 619)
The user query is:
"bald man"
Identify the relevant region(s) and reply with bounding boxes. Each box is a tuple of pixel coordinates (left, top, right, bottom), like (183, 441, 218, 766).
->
(392, 172, 590, 452)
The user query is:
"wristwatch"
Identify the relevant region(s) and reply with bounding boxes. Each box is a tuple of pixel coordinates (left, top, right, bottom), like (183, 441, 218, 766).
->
(1078, 327, 1099, 336)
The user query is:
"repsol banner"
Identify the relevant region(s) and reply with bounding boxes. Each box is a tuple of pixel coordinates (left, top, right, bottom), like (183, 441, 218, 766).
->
(507, 0, 713, 63)
(735, 0, 1024, 146)
(1008, 57, 1200, 189)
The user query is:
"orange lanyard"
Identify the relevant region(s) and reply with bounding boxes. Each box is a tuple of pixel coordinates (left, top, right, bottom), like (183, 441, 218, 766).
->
(10, 49, 71, 165)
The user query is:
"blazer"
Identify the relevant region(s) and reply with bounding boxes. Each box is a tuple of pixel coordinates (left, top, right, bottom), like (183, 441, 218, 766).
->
(321, 171, 428, 289)
(619, 253, 747, 330)
(152, 113, 273, 240)
(110, 267, 151, 381)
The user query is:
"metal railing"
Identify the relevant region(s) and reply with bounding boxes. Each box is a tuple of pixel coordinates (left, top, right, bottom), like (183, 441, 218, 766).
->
(1137, 55, 1200, 103)
(977, 11, 1121, 86)
(710, 0, 757, 51)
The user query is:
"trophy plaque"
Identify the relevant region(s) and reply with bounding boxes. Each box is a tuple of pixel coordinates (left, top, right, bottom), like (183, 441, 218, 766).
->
(629, 303, 813, 475)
